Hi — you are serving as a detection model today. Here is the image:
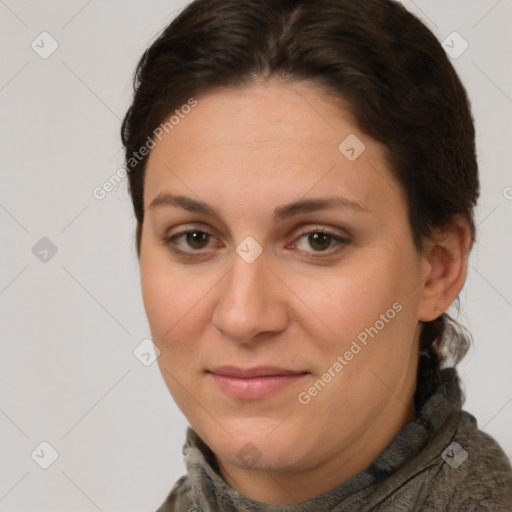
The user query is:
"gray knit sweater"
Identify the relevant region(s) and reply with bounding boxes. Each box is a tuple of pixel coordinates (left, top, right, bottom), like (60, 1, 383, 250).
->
(156, 368, 512, 511)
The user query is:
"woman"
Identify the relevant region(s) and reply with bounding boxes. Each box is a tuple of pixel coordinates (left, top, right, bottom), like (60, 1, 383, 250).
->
(121, 0, 512, 510)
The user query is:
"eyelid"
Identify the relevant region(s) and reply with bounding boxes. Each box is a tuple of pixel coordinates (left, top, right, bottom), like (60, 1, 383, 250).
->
(292, 224, 351, 240)
(164, 224, 221, 246)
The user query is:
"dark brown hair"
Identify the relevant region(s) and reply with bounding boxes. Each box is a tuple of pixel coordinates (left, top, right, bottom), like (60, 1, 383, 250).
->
(121, 0, 479, 388)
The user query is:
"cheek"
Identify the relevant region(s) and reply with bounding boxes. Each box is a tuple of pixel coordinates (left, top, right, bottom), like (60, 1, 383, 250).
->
(140, 247, 207, 349)
(299, 258, 402, 340)
(140, 253, 211, 410)
(294, 246, 420, 386)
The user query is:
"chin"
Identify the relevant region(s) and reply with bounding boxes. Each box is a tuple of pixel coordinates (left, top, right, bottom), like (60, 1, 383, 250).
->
(198, 416, 310, 470)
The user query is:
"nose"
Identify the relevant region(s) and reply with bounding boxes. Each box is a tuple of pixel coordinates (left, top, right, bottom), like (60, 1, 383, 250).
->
(211, 251, 289, 344)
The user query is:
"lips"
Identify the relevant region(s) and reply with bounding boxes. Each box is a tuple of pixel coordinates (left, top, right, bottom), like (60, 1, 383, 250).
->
(207, 366, 308, 400)
(209, 366, 306, 378)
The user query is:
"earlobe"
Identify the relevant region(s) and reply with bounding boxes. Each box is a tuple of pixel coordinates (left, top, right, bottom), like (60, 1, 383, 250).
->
(416, 216, 472, 322)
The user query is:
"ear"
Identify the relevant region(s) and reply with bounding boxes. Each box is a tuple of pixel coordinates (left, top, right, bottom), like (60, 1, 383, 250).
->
(417, 215, 473, 322)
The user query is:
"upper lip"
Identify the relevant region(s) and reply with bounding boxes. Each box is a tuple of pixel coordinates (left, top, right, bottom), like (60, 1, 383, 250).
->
(208, 366, 307, 378)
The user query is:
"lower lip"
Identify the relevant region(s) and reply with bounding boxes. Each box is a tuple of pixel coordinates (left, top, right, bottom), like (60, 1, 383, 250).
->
(209, 373, 307, 400)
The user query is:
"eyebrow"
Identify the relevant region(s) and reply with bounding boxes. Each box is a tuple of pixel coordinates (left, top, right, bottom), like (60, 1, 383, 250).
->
(148, 193, 371, 224)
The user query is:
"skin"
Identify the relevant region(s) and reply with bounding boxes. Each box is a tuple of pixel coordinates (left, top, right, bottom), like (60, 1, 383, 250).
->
(139, 78, 471, 504)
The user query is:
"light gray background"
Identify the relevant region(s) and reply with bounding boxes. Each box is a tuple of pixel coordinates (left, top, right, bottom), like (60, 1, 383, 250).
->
(0, 1, 511, 510)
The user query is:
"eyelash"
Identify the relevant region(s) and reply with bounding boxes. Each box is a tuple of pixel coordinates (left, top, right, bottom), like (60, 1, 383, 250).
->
(162, 225, 351, 260)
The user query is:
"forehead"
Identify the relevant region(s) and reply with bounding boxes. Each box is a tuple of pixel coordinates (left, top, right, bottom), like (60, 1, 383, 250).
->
(144, 79, 406, 224)
(149, 79, 360, 161)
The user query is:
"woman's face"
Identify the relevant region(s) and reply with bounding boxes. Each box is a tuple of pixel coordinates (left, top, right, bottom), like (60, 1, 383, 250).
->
(140, 78, 430, 498)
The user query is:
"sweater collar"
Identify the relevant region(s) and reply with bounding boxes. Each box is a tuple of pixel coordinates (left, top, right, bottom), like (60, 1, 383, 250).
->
(182, 367, 463, 512)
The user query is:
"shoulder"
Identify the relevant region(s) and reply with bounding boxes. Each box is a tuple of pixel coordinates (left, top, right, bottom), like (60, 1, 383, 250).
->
(424, 410, 512, 511)
(155, 475, 195, 512)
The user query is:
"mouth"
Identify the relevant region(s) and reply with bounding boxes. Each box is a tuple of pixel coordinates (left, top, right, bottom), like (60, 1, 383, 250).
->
(207, 366, 308, 400)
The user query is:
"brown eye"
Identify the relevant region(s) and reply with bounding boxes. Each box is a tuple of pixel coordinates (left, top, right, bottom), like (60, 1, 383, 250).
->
(292, 228, 351, 257)
(164, 228, 218, 254)
(307, 232, 333, 251)
(185, 231, 211, 249)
